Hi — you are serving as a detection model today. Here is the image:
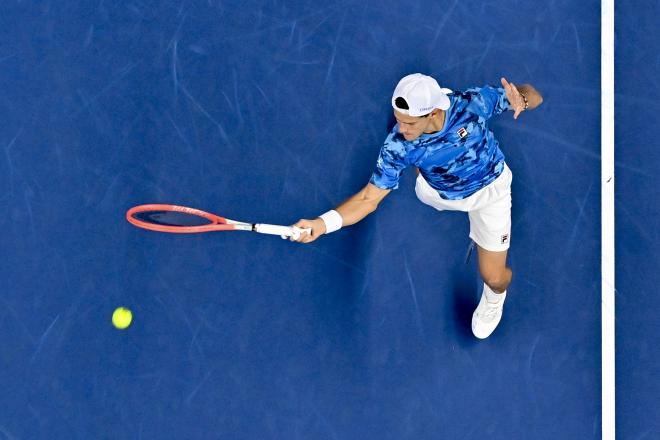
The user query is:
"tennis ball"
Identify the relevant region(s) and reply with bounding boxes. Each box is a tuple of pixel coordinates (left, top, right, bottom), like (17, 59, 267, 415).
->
(112, 307, 133, 330)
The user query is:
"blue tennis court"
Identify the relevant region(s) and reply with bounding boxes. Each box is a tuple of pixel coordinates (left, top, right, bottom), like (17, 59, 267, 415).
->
(0, 1, 656, 439)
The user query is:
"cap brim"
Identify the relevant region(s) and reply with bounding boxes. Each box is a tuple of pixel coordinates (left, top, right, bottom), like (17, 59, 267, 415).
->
(436, 93, 451, 111)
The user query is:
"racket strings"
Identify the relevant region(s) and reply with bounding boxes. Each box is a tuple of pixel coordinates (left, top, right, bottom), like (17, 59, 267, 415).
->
(133, 210, 214, 227)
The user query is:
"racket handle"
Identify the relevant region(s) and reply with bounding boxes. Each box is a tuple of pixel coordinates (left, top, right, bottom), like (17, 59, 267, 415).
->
(254, 223, 311, 239)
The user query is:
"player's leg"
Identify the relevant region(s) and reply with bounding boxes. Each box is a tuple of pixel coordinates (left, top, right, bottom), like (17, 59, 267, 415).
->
(476, 246, 512, 294)
(468, 165, 513, 339)
(471, 244, 511, 339)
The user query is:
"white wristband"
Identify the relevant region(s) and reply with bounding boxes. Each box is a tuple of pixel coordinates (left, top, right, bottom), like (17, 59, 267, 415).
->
(319, 210, 343, 234)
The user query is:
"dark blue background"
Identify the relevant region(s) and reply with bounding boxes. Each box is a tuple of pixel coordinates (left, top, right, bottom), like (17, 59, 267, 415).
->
(1, 1, 603, 439)
(615, 1, 660, 438)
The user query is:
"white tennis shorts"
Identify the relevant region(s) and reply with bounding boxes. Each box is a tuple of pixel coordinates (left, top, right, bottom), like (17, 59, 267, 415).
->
(414, 164, 513, 252)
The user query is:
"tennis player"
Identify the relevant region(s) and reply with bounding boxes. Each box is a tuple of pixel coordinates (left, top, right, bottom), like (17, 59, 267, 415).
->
(292, 73, 543, 339)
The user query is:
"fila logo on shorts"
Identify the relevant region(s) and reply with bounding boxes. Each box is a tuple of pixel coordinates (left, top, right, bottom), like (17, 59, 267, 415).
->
(457, 127, 468, 139)
(501, 234, 509, 244)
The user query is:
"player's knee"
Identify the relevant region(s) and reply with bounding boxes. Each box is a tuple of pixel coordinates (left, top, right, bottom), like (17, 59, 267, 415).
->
(481, 267, 511, 292)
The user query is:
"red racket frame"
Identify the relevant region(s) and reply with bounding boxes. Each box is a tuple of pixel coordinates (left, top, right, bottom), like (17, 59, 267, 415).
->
(126, 204, 251, 233)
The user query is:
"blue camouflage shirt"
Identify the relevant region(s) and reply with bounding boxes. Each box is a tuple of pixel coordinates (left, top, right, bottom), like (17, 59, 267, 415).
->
(370, 86, 511, 200)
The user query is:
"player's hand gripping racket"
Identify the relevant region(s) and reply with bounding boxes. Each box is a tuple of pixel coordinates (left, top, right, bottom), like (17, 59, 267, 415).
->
(126, 204, 309, 240)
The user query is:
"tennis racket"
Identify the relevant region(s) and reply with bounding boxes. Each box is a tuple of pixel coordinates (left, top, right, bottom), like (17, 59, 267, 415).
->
(126, 204, 309, 240)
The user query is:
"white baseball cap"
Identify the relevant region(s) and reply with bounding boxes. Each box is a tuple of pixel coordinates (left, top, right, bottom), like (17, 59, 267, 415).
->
(391, 73, 452, 116)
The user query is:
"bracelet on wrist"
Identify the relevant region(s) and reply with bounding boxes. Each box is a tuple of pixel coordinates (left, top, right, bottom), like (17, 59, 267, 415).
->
(520, 91, 529, 110)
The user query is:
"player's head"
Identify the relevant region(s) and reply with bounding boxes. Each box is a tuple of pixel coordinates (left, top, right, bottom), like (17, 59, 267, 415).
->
(393, 106, 438, 141)
(391, 73, 451, 141)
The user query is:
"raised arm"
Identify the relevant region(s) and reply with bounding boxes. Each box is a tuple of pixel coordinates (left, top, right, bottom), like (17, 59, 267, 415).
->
(293, 183, 391, 243)
(501, 77, 543, 119)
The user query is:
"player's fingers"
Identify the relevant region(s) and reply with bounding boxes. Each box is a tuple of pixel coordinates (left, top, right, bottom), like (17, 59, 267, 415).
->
(289, 219, 324, 243)
(285, 220, 305, 241)
(503, 79, 515, 97)
(506, 82, 524, 115)
(294, 219, 313, 229)
(299, 232, 315, 244)
(300, 225, 320, 243)
(291, 226, 313, 242)
(289, 227, 301, 241)
(508, 82, 520, 100)
(503, 82, 518, 106)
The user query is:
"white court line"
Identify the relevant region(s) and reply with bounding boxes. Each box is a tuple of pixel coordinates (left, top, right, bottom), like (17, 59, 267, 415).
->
(601, 0, 615, 438)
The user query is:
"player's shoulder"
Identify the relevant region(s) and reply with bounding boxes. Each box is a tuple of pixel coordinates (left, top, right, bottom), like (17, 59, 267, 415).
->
(446, 88, 477, 109)
(447, 88, 477, 113)
(451, 86, 503, 110)
(453, 85, 494, 98)
(379, 126, 413, 161)
(386, 124, 406, 142)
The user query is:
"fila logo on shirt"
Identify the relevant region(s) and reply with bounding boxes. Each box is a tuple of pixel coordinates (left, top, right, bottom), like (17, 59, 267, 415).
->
(501, 234, 509, 244)
(457, 127, 468, 139)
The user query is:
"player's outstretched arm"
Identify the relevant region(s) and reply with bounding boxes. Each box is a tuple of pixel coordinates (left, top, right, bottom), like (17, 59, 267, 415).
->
(501, 77, 543, 119)
(293, 183, 390, 243)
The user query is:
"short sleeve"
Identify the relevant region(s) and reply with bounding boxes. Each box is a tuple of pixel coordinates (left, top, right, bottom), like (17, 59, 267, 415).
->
(465, 85, 511, 119)
(369, 129, 409, 190)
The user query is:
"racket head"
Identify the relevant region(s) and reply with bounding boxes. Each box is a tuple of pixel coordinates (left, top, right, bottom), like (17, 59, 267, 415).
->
(126, 204, 236, 233)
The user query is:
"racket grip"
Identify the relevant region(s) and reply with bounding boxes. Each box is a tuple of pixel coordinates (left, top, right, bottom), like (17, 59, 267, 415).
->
(254, 223, 310, 239)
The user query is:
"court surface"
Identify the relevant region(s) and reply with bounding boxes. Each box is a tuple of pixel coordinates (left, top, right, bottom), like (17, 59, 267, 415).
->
(0, 1, 656, 439)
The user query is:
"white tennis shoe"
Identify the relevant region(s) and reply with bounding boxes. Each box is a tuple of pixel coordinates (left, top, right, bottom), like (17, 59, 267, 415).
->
(471, 288, 507, 339)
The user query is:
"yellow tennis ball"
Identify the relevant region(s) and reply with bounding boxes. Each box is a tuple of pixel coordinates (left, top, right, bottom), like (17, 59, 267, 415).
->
(112, 307, 133, 329)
